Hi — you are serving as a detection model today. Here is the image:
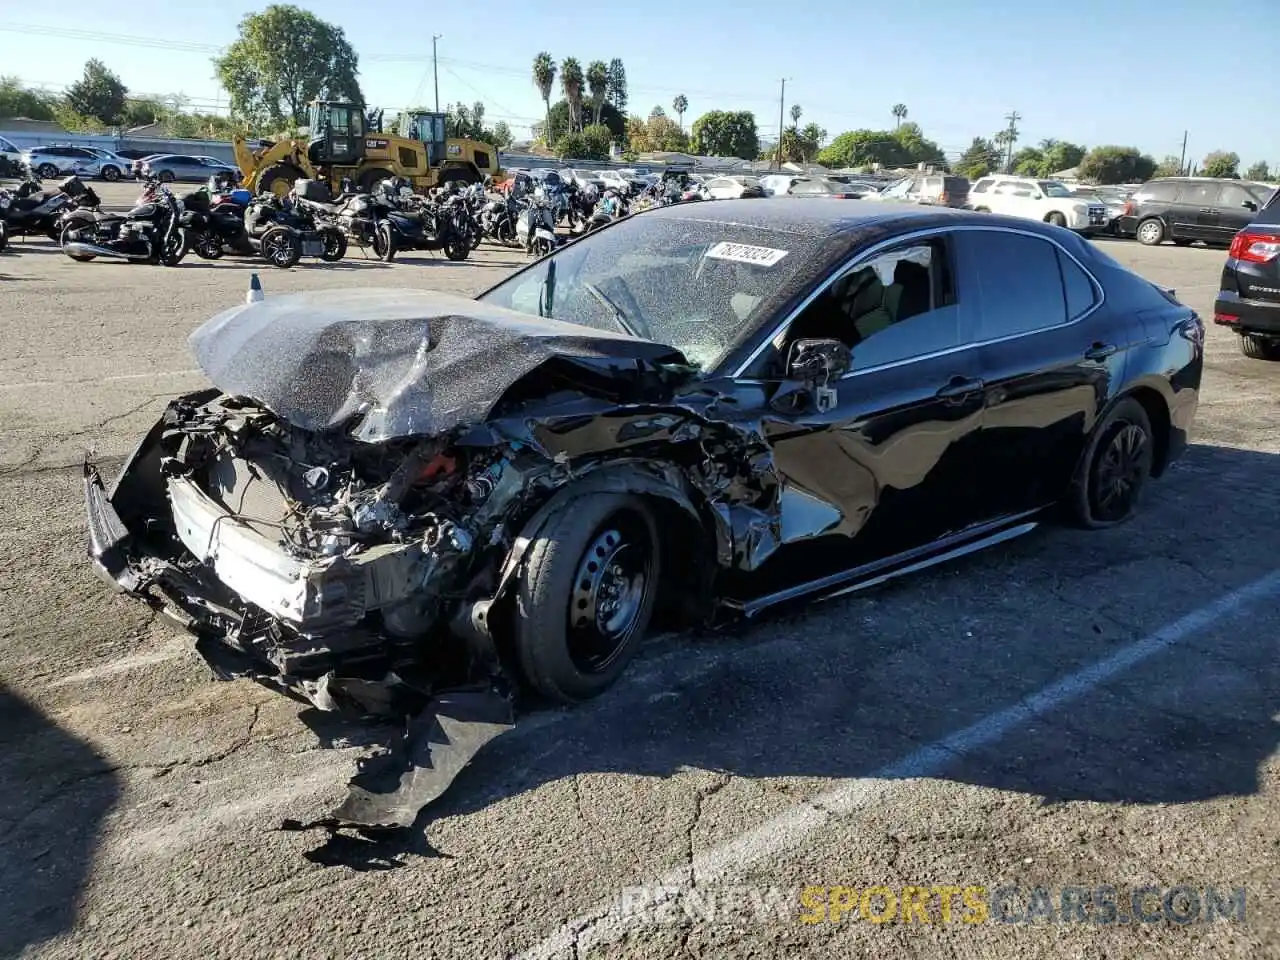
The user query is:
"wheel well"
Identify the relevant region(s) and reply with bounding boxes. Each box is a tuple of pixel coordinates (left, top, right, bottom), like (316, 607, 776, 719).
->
(1043, 210, 1064, 222)
(1124, 386, 1172, 477)
(636, 494, 717, 630)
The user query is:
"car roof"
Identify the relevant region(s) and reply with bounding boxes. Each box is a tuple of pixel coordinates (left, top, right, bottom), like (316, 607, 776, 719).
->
(640, 196, 989, 237)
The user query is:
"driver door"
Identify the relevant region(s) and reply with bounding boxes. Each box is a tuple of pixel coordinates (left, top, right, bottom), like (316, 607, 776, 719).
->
(729, 233, 991, 598)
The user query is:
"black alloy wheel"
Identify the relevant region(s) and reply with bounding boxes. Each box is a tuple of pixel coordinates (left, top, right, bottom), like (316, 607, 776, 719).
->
(1071, 397, 1154, 527)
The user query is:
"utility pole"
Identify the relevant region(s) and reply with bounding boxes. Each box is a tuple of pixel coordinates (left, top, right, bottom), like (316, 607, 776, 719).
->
(1178, 130, 1188, 176)
(775, 78, 789, 171)
(1003, 110, 1021, 173)
(432, 35, 443, 112)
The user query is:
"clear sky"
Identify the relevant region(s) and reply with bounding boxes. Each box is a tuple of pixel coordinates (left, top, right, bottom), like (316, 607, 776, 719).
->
(1, 0, 1275, 167)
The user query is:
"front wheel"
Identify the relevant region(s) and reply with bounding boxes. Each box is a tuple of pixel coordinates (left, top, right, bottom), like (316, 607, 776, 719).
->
(1046, 211, 1067, 227)
(101, 165, 121, 182)
(260, 227, 301, 268)
(194, 231, 224, 259)
(443, 236, 469, 261)
(513, 494, 661, 703)
(159, 227, 187, 266)
(372, 222, 397, 262)
(1068, 397, 1155, 528)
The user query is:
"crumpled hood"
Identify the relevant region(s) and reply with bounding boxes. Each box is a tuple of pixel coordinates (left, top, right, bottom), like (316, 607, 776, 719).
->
(188, 288, 687, 442)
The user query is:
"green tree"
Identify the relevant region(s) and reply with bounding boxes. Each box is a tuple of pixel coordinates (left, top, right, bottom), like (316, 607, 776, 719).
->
(556, 123, 612, 160)
(491, 121, 513, 149)
(532, 53, 557, 146)
(689, 110, 759, 160)
(587, 60, 609, 126)
(214, 4, 361, 127)
(121, 97, 166, 128)
(547, 99, 625, 145)
(1153, 154, 1182, 178)
(606, 59, 627, 114)
(560, 57, 584, 132)
(672, 94, 688, 131)
(798, 122, 827, 163)
(892, 103, 908, 128)
(892, 122, 946, 166)
(1201, 150, 1240, 179)
(65, 59, 127, 125)
(1244, 160, 1272, 181)
(790, 103, 802, 128)
(1011, 146, 1045, 176)
(1078, 146, 1157, 185)
(816, 125, 943, 170)
(1039, 140, 1085, 176)
(954, 136, 1002, 179)
(0, 76, 57, 121)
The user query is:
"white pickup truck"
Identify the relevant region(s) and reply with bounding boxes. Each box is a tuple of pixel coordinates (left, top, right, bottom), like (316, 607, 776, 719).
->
(968, 176, 1109, 235)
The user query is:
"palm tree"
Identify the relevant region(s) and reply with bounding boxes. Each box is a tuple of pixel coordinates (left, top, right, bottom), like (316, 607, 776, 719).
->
(560, 57, 585, 132)
(892, 103, 908, 128)
(672, 94, 688, 131)
(790, 103, 802, 129)
(532, 53, 556, 146)
(800, 122, 826, 163)
(587, 60, 609, 126)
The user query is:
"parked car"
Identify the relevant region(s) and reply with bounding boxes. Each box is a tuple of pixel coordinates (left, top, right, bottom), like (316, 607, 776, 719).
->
(786, 178, 865, 199)
(139, 154, 238, 183)
(1116, 177, 1277, 248)
(967, 176, 1107, 234)
(0, 135, 26, 177)
(1214, 187, 1280, 359)
(759, 174, 806, 196)
(867, 174, 970, 208)
(22, 144, 129, 181)
(702, 175, 765, 199)
(87, 199, 1201, 830)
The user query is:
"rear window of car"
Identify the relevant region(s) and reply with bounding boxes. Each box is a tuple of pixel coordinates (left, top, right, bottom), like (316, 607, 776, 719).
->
(944, 177, 969, 193)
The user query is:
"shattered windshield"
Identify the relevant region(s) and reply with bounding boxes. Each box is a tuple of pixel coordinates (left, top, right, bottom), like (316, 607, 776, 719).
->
(478, 215, 828, 370)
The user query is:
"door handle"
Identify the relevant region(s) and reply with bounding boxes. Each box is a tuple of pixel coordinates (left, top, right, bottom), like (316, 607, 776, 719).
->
(1084, 341, 1118, 361)
(1198, 208, 1213, 214)
(936, 376, 983, 400)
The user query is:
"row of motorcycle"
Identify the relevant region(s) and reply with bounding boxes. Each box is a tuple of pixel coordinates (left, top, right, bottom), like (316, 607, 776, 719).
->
(0, 170, 635, 267)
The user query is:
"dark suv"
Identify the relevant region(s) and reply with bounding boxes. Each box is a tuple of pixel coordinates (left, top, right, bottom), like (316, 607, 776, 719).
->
(1214, 188, 1280, 359)
(1118, 177, 1276, 247)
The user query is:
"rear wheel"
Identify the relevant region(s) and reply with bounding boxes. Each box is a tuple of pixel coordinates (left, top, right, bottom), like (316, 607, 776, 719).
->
(260, 227, 301, 268)
(1240, 333, 1280, 361)
(37, 163, 58, 178)
(194, 231, 224, 259)
(513, 494, 661, 703)
(1135, 218, 1165, 246)
(358, 168, 393, 193)
(319, 229, 347, 262)
(1069, 397, 1155, 528)
(101, 165, 121, 182)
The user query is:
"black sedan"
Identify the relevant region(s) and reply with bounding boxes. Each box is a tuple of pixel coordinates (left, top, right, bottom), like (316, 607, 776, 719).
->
(84, 200, 1202, 829)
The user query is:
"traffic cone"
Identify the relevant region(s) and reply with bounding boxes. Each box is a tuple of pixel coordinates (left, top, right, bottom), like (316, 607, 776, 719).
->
(246, 272, 264, 304)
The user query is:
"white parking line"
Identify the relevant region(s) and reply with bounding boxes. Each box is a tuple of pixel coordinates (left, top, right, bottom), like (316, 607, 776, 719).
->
(0, 369, 203, 391)
(517, 569, 1280, 959)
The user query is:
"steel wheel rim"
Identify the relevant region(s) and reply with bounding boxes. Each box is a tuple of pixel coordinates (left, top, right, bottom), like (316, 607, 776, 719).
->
(567, 522, 652, 673)
(1094, 422, 1147, 519)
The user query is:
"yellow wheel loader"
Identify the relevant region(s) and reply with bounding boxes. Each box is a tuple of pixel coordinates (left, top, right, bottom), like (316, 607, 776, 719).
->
(231, 101, 499, 198)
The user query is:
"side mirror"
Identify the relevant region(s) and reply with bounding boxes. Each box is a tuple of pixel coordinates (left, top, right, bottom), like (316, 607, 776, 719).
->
(788, 338, 851, 382)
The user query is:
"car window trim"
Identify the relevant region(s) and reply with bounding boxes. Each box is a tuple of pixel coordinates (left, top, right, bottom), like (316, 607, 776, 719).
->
(729, 223, 1107, 382)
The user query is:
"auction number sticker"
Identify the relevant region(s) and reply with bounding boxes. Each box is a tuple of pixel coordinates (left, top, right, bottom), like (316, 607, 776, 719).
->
(706, 242, 789, 267)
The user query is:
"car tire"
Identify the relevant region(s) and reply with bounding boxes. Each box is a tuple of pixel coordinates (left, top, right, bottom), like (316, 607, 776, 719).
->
(37, 163, 58, 178)
(158, 170, 176, 184)
(1240, 334, 1280, 361)
(1046, 211, 1068, 227)
(1135, 218, 1165, 246)
(513, 493, 661, 703)
(1068, 397, 1155, 528)
(102, 165, 121, 182)
(974, 206, 991, 213)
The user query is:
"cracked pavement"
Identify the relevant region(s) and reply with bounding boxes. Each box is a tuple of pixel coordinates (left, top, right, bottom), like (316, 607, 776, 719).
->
(0, 192, 1277, 959)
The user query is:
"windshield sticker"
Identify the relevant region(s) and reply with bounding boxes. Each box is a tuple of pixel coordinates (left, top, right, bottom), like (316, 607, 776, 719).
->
(705, 242, 789, 267)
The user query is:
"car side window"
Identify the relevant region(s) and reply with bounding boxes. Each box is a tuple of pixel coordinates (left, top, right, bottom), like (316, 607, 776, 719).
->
(971, 179, 991, 194)
(1179, 182, 1219, 207)
(1140, 181, 1179, 202)
(967, 231, 1067, 339)
(1217, 184, 1258, 211)
(759, 238, 960, 376)
(1058, 249, 1098, 320)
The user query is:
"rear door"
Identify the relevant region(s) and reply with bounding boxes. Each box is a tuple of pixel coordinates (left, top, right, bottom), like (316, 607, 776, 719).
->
(1172, 181, 1219, 240)
(958, 227, 1122, 515)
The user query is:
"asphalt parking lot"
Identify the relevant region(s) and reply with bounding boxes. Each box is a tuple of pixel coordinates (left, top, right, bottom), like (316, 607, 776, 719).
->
(1, 182, 1278, 960)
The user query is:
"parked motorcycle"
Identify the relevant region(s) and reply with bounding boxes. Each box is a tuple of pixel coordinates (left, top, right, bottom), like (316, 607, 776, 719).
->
(516, 196, 558, 257)
(1, 175, 100, 241)
(480, 193, 520, 245)
(58, 182, 187, 265)
(585, 189, 628, 232)
(358, 177, 471, 263)
(247, 180, 347, 268)
(183, 187, 255, 259)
